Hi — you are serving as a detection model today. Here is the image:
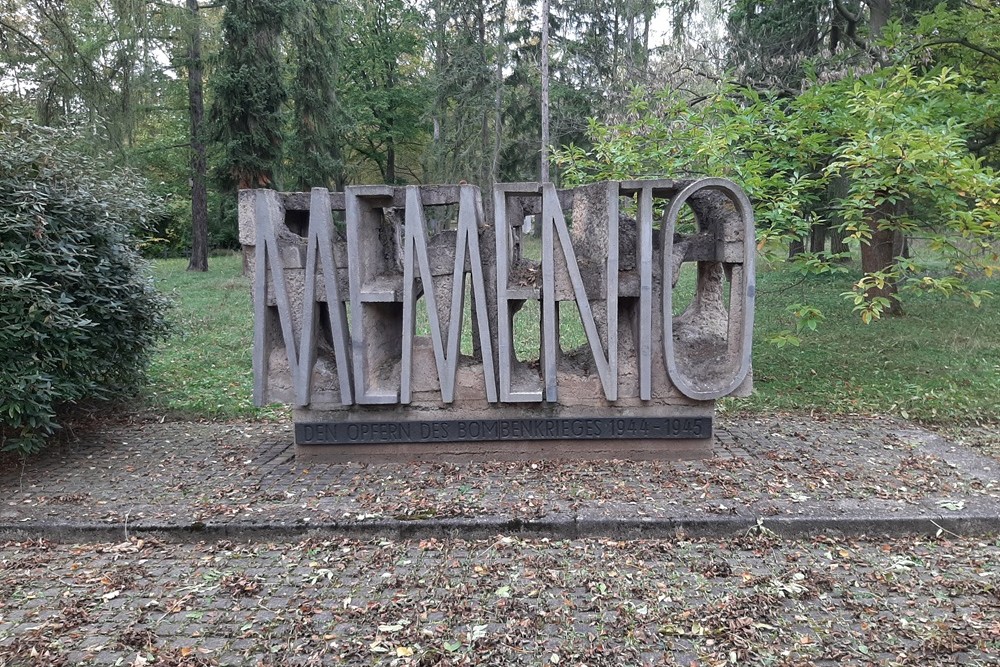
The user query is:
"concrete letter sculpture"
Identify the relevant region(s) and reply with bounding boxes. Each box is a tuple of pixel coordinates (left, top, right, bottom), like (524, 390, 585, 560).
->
(239, 179, 754, 461)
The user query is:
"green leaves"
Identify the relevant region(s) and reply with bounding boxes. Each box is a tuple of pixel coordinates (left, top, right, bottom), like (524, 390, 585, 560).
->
(210, 0, 290, 190)
(554, 20, 1000, 331)
(766, 303, 826, 348)
(337, 0, 429, 184)
(0, 116, 170, 454)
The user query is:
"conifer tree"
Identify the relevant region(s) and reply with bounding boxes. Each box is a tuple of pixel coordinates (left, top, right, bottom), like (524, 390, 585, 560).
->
(288, 0, 345, 191)
(210, 0, 291, 190)
(186, 0, 209, 271)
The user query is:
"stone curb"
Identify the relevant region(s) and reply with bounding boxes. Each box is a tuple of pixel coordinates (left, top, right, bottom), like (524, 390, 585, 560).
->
(3, 509, 999, 543)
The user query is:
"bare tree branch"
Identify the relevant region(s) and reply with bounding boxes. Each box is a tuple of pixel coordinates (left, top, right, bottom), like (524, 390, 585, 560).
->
(833, 0, 861, 25)
(0, 17, 84, 94)
(33, 2, 104, 89)
(921, 37, 1000, 64)
(131, 142, 191, 154)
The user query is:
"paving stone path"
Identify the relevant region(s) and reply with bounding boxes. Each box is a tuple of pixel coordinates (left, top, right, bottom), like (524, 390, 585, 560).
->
(2, 532, 998, 665)
(1, 415, 998, 539)
(1, 415, 998, 665)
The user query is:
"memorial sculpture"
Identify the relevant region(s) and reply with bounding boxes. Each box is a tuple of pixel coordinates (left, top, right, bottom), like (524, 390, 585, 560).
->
(239, 179, 755, 461)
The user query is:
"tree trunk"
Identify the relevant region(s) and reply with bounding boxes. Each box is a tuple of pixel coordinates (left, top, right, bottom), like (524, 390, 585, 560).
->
(897, 234, 909, 259)
(860, 201, 902, 315)
(788, 238, 805, 260)
(861, 0, 901, 318)
(330, 0, 346, 191)
(809, 223, 827, 254)
(866, 0, 891, 35)
(490, 0, 507, 187)
(540, 0, 550, 183)
(611, 6, 620, 83)
(827, 174, 851, 260)
(186, 0, 209, 272)
(641, 2, 652, 71)
(477, 0, 489, 186)
(830, 227, 850, 258)
(431, 0, 446, 182)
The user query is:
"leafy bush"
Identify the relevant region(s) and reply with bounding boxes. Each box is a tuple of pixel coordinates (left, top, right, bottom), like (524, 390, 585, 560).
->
(0, 116, 170, 454)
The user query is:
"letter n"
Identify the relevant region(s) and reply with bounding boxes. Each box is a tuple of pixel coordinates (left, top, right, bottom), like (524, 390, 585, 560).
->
(539, 183, 618, 401)
(400, 186, 497, 403)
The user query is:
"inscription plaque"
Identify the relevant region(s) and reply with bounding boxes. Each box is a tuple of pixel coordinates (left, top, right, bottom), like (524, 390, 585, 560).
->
(296, 417, 712, 445)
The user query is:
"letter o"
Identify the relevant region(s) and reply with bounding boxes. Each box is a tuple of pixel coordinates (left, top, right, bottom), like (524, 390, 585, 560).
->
(662, 178, 755, 400)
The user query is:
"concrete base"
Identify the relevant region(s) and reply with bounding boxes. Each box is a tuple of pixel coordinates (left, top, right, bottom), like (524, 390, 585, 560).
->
(292, 403, 715, 463)
(295, 436, 714, 464)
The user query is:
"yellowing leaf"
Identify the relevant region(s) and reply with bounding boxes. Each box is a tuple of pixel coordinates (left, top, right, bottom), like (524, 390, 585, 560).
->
(378, 623, 404, 633)
(396, 646, 414, 657)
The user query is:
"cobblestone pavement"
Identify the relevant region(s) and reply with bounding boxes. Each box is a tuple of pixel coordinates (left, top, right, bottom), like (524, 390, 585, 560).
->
(0, 415, 997, 538)
(0, 415, 999, 665)
(1, 533, 998, 666)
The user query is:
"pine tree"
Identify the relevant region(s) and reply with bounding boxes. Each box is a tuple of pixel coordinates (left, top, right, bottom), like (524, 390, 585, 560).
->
(185, 0, 209, 272)
(210, 0, 291, 190)
(287, 0, 345, 191)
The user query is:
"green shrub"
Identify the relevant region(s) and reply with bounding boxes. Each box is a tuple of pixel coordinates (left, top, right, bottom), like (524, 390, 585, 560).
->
(0, 116, 170, 454)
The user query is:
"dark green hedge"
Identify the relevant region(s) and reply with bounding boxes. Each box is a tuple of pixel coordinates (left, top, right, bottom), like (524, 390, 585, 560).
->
(0, 117, 170, 454)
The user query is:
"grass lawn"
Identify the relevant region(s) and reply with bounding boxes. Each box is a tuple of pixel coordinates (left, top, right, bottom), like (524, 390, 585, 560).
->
(733, 266, 1000, 423)
(146, 253, 1000, 425)
(146, 254, 284, 421)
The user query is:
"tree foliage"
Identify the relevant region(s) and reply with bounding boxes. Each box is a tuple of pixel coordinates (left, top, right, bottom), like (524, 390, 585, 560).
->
(556, 6, 1000, 330)
(426, 0, 506, 186)
(338, 0, 430, 184)
(286, 0, 345, 191)
(0, 0, 169, 153)
(2, 0, 996, 336)
(210, 0, 292, 190)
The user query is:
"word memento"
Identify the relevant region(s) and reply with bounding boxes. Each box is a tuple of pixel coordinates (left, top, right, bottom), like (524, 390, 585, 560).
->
(240, 179, 755, 461)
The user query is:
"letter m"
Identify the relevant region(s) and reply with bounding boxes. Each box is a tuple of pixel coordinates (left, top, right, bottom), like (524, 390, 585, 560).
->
(251, 189, 353, 407)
